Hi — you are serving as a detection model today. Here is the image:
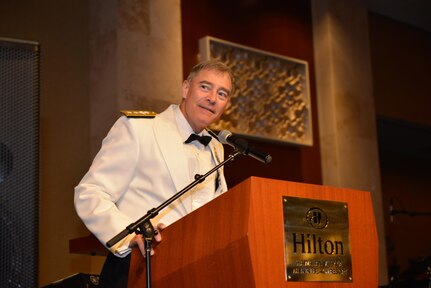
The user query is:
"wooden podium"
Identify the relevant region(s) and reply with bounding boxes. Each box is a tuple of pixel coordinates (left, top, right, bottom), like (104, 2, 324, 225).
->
(128, 177, 378, 287)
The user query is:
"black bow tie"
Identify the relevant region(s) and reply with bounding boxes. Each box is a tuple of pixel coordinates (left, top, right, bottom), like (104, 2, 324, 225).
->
(185, 133, 212, 146)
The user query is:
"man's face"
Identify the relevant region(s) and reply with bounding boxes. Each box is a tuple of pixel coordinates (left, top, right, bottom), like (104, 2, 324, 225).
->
(180, 68, 232, 133)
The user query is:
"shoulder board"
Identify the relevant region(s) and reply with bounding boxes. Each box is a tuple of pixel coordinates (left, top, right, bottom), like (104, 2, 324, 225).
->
(120, 110, 156, 118)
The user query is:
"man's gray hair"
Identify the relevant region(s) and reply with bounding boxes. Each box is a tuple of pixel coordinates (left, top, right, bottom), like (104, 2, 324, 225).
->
(186, 59, 235, 95)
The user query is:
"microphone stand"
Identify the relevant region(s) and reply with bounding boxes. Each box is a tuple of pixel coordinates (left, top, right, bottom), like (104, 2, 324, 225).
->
(106, 149, 242, 288)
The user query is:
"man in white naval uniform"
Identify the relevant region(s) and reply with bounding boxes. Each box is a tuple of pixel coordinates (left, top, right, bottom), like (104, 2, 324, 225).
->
(74, 60, 233, 287)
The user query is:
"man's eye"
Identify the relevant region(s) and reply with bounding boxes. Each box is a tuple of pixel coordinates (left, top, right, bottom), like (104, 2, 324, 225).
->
(200, 84, 210, 90)
(218, 91, 228, 100)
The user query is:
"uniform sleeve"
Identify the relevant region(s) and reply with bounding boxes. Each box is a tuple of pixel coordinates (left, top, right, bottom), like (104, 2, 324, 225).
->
(74, 116, 140, 257)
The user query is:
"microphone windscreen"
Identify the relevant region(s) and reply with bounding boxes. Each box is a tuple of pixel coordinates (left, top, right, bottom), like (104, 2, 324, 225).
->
(218, 130, 232, 144)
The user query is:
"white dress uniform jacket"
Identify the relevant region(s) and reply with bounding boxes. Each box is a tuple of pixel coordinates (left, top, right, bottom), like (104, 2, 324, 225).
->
(74, 105, 227, 257)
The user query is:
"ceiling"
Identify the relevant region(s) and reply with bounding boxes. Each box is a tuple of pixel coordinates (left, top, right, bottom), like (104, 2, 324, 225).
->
(363, 0, 431, 32)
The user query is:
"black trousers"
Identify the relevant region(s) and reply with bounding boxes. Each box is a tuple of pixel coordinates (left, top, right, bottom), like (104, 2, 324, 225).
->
(99, 253, 131, 288)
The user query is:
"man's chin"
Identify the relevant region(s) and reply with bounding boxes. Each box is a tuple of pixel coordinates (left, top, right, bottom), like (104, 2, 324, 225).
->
(198, 118, 216, 130)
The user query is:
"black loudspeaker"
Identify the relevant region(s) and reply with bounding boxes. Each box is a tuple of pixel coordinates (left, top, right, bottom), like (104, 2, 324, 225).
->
(0, 38, 40, 287)
(42, 273, 100, 288)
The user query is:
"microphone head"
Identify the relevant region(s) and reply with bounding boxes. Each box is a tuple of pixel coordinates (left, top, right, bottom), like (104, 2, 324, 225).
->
(218, 130, 248, 154)
(218, 130, 232, 144)
(217, 129, 271, 163)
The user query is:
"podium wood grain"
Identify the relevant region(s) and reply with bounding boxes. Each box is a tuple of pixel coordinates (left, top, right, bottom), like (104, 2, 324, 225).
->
(128, 176, 378, 287)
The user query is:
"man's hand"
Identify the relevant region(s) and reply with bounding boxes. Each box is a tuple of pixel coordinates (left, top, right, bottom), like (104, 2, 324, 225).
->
(130, 223, 167, 257)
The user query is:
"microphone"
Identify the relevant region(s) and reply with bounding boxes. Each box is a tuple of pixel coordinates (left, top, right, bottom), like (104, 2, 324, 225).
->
(218, 130, 272, 164)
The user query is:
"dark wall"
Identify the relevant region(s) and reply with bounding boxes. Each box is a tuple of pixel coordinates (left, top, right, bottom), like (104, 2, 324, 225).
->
(181, 0, 322, 188)
(369, 12, 431, 280)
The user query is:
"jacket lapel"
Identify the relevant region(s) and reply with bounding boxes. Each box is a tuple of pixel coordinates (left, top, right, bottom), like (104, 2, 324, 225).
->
(208, 138, 228, 194)
(153, 105, 191, 195)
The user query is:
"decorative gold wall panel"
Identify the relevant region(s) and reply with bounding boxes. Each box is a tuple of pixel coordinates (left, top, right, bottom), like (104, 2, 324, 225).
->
(199, 36, 312, 146)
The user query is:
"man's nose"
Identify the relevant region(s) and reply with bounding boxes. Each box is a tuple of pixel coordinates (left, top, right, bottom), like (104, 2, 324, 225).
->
(207, 91, 217, 103)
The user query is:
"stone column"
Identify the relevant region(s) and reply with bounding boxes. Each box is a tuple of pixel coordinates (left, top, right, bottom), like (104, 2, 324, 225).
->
(89, 0, 183, 155)
(311, 0, 388, 284)
(86, 0, 182, 270)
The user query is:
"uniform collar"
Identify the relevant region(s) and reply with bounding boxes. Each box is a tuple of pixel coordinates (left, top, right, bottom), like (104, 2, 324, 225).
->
(174, 105, 210, 142)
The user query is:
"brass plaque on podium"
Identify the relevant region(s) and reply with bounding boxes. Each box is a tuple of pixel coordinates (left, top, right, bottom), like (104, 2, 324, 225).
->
(282, 196, 352, 282)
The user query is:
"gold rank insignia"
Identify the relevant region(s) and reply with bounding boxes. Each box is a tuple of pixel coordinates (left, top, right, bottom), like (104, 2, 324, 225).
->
(120, 110, 156, 118)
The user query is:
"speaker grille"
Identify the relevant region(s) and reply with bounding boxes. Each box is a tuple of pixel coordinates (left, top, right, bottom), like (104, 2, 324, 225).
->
(0, 38, 40, 287)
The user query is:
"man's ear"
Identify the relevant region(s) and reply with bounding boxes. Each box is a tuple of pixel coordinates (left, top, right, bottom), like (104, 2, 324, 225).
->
(182, 80, 190, 99)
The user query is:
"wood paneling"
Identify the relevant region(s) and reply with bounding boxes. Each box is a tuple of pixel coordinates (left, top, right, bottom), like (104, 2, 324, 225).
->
(181, 0, 322, 187)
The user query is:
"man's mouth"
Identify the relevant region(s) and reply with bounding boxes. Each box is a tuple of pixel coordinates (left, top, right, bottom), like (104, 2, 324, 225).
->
(198, 105, 215, 114)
